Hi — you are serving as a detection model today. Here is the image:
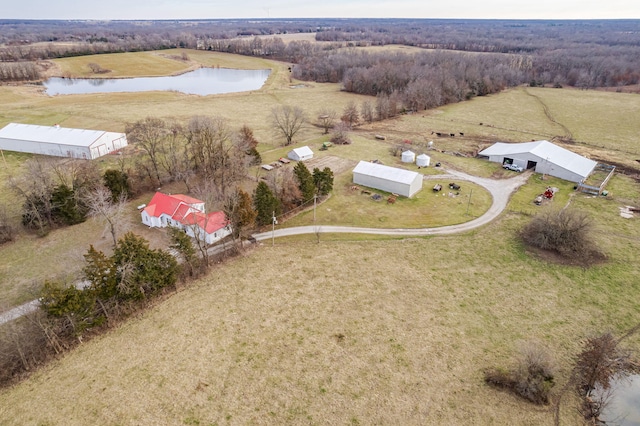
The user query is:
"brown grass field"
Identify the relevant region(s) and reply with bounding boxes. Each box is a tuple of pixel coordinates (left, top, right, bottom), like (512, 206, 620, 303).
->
(1, 49, 640, 424)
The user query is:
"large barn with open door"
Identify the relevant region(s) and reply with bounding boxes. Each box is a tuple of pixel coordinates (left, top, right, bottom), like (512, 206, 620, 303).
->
(0, 123, 127, 160)
(353, 160, 423, 197)
(478, 140, 597, 183)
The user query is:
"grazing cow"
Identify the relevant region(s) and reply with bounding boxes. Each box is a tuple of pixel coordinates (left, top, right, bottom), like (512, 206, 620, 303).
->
(450, 133, 455, 137)
(449, 183, 460, 190)
(459, 132, 464, 136)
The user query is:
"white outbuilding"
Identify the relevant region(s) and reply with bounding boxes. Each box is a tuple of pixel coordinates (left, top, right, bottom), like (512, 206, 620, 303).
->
(353, 160, 423, 197)
(287, 146, 314, 162)
(416, 153, 431, 167)
(478, 140, 597, 183)
(0, 123, 127, 160)
(401, 150, 416, 163)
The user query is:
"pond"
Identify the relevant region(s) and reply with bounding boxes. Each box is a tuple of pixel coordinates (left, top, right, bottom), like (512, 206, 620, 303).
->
(43, 67, 271, 96)
(600, 374, 640, 425)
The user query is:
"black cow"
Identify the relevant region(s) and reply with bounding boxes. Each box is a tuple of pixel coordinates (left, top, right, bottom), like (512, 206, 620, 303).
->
(449, 183, 460, 190)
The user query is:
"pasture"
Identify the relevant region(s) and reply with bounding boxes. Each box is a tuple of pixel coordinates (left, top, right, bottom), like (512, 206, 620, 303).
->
(1, 174, 640, 424)
(1, 48, 640, 424)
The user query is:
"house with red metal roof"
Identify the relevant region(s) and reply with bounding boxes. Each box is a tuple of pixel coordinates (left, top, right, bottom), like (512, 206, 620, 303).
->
(141, 192, 231, 244)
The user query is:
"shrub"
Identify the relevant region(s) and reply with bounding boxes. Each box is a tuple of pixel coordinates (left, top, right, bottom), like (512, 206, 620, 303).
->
(485, 341, 556, 405)
(520, 208, 602, 261)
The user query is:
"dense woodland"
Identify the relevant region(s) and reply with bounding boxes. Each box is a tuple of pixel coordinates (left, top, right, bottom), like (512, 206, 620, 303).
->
(1, 18, 640, 92)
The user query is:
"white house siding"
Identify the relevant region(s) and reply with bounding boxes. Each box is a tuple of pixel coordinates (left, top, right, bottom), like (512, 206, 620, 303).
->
(185, 224, 231, 245)
(141, 211, 161, 228)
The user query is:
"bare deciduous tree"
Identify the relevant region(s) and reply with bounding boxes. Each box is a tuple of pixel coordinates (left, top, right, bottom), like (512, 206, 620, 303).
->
(271, 105, 307, 146)
(341, 101, 359, 128)
(0, 204, 15, 244)
(317, 109, 337, 134)
(126, 117, 170, 185)
(361, 100, 374, 123)
(330, 122, 352, 145)
(9, 158, 56, 235)
(83, 186, 128, 247)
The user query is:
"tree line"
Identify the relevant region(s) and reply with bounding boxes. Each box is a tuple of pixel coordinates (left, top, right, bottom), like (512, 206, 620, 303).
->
(2, 19, 640, 90)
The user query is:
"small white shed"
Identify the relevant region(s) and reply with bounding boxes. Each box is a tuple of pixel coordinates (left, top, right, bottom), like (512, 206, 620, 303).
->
(416, 154, 431, 167)
(288, 146, 314, 162)
(353, 161, 423, 197)
(401, 150, 416, 163)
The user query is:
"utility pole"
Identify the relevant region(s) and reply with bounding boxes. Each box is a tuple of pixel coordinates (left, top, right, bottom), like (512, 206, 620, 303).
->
(272, 211, 276, 247)
(466, 189, 473, 216)
(313, 194, 317, 222)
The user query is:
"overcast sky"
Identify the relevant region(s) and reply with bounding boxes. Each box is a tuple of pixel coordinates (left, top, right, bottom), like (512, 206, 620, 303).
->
(5, 0, 640, 20)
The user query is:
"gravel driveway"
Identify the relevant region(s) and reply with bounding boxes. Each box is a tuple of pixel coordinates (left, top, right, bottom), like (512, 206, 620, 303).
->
(252, 169, 530, 240)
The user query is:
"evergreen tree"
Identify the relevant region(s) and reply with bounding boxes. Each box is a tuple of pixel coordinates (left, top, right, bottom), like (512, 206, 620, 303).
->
(51, 184, 87, 226)
(103, 169, 130, 201)
(111, 232, 179, 300)
(168, 226, 198, 277)
(253, 181, 281, 226)
(83, 245, 117, 300)
(293, 161, 315, 202)
(39, 280, 99, 333)
(313, 167, 334, 196)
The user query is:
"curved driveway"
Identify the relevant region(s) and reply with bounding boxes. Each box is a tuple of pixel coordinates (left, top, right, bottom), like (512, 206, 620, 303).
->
(1, 170, 528, 326)
(252, 169, 530, 241)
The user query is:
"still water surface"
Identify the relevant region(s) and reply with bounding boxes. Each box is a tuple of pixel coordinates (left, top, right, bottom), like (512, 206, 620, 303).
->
(43, 67, 271, 96)
(600, 374, 640, 425)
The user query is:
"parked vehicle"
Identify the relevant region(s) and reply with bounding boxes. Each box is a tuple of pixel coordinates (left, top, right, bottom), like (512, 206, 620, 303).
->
(503, 163, 524, 172)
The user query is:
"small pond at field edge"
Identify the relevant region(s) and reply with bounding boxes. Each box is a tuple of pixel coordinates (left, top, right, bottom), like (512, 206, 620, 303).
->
(43, 67, 271, 96)
(599, 374, 640, 425)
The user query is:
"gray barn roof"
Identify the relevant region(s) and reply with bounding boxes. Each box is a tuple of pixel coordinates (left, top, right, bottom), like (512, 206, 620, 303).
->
(0, 123, 122, 148)
(353, 161, 420, 184)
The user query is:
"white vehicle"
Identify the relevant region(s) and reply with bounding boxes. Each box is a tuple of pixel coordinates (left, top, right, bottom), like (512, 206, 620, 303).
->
(503, 163, 524, 172)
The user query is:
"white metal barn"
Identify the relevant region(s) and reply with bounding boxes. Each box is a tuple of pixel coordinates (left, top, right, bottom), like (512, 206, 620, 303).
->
(416, 153, 431, 167)
(478, 140, 597, 183)
(353, 161, 423, 197)
(401, 150, 415, 163)
(287, 146, 314, 161)
(0, 123, 127, 160)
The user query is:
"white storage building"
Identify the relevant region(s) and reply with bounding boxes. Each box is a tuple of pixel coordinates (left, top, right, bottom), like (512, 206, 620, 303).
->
(401, 150, 415, 163)
(416, 153, 431, 167)
(478, 140, 597, 183)
(288, 146, 314, 162)
(0, 123, 127, 160)
(353, 161, 423, 197)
